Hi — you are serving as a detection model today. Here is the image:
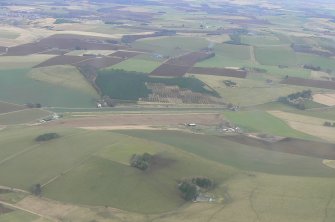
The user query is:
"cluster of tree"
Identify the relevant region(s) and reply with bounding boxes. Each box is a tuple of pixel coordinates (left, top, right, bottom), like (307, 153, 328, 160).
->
(278, 90, 312, 110)
(178, 177, 214, 201)
(35, 133, 60, 142)
(31, 184, 42, 196)
(324, 121, 335, 127)
(303, 64, 321, 71)
(25, 103, 42, 108)
(223, 80, 237, 87)
(130, 153, 153, 171)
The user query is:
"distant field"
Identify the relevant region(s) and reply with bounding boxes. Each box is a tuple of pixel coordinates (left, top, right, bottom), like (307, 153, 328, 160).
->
(240, 35, 285, 46)
(223, 110, 313, 139)
(0, 69, 98, 108)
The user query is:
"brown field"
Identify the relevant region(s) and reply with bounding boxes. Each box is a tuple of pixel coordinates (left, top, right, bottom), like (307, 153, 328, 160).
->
(150, 51, 214, 77)
(44, 113, 224, 128)
(4, 34, 125, 56)
(225, 135, 335, 159)
(76, 56, 124, 69)
(313, 93, 335, 106)
(189, 67, 248, 78)
(281, 77, 335, 90)
(167, 51, 214, 67)
(110, 50, 142, 58)
(150, 63, 190, 77)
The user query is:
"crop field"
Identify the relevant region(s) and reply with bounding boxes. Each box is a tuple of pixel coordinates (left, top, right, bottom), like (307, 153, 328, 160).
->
(281, 77, 335, 90)
(0, 69, 98, 108)
(190, 67, 247, 78)
(268, 110, 335, 143)
(5, 34, 125, 56)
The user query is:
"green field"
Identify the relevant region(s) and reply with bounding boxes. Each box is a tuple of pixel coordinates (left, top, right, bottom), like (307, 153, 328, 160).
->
(196, 44, 252, 68)
(1, 126, 335, 219)
(110, 55, 162, 73)
(240, 34, 285, 46)
(223, 110, 314, 139)
(0, 69, 98, 108)
(0, 55, 55, 69)
(194, 74, 315, 106)
(120, 130, 329, 176)
(255, 46, 298, 67)
(0, 210, 38, 222)
(27, 65, 99, 95)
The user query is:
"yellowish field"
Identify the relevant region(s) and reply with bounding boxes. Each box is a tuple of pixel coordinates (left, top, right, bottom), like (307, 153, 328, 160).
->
(313, 94, 335, 106)
(0, 55, 55, 69)
(27, 65, 98, 96)
(268, 110, 335, 142)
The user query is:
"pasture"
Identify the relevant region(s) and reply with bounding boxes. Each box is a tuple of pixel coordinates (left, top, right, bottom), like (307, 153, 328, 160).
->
(0, 69, 98, 108)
